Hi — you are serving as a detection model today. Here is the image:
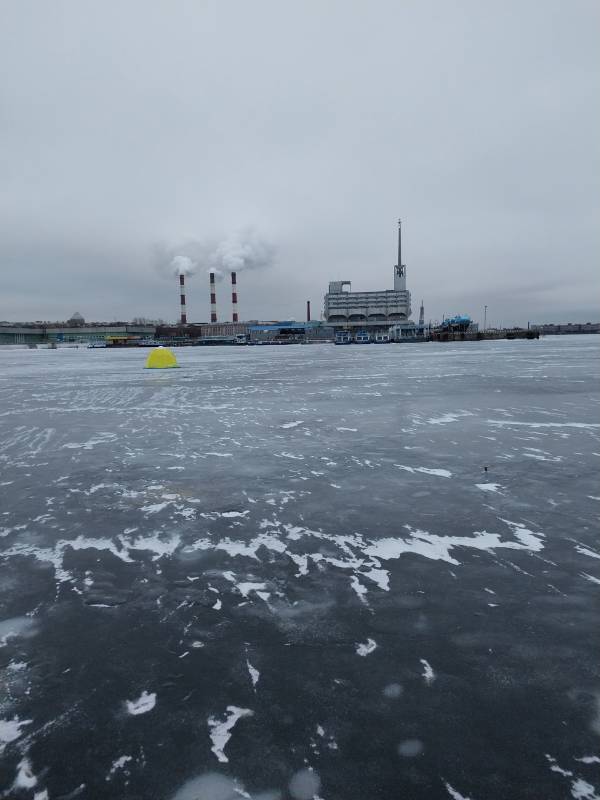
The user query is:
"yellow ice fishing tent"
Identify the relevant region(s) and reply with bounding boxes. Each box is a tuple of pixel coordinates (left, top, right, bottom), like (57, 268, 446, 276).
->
(145, 347, 179, 369)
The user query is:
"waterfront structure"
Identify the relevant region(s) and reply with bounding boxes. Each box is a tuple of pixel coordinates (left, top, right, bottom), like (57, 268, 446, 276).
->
(530, 322, 600, 335)
(247, 321, 334, 344)
(323, 220, 412, 333)
(389, 321, 422, 341)
(0, 323, 155, 346)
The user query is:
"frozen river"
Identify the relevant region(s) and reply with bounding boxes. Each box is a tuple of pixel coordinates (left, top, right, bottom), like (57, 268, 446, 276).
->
(1, 337, 599, 800)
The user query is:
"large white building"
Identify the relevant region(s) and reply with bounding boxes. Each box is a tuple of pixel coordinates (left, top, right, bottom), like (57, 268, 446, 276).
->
(323, 221, 412, 331)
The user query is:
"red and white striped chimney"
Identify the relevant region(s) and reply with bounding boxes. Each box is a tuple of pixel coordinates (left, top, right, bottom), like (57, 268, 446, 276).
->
(179, 273, 187, 325)
(209, 272, 217, 323)
(231, 271, 239, 323)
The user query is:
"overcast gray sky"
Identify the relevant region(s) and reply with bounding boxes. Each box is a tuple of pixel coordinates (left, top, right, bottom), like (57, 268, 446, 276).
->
(1, 0, 598, 326)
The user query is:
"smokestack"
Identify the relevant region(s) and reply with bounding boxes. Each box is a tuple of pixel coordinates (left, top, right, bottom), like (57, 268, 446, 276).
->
(231, 271, 238, 323)
(209, 272, 217, 323)
(419, 300, 424, 327)
(179, 273, 187, 325)
(306, 300, 311, 322)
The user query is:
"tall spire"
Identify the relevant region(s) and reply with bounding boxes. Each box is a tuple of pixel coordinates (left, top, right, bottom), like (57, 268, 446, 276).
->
(394, 218, 406, 290)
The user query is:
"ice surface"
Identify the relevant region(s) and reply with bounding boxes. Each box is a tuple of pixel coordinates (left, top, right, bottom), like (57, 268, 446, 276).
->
(1, 337, 598, 800)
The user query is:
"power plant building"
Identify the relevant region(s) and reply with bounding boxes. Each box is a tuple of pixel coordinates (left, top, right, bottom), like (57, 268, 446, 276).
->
(324, 221, 413, 332)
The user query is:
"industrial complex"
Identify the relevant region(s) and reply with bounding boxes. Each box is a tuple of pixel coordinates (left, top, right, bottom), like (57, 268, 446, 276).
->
(4, 219, 588, 347)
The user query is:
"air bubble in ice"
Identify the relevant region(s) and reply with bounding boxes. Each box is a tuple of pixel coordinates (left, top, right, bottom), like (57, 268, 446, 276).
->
(289, 768, 321, 799)
(397, 739, 424, 757)
(383, 683, 403, 698)
(170, 773, 239, 800)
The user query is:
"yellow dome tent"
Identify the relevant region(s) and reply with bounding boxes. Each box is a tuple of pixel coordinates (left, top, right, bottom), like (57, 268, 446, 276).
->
(145, 347, 179, 369)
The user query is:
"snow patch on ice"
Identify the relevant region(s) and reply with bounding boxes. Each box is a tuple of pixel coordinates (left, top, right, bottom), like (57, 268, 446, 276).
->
(420, 658, 435, 684)
(356, 638, 377, 656)
(427, 411, 473, 425)
(360, 567, 389, 591)
(576, 545, 600, 561)
(126, 691, 156, 715)
(13, 758, 38, 789)
(246, 660, 260, 689)
(571, 778, 600, 799)
(445, 783, 475, 800)
(0, 616, 37, 646)
(395, 465, 452, 478)
(107, 755, 132, 779)
(0, 716, 32, 752)
(582, 573, 600, 586)
(140, 501, 171, 514)
(349, 575, 368, 604)
(365, 520, 544, 566)
(236, 582, 267, 599)
(207, 706, 254, 763)
(489, 420, 600, 429)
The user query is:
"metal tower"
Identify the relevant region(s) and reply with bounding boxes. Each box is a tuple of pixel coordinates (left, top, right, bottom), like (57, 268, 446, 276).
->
(394, 218, 406, 291)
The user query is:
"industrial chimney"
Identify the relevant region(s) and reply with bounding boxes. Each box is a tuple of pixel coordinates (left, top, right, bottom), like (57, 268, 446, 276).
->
(306, 300, 311, 322)
(231, 272, 239, 323)
(209, 272, 217, 323)
(419, 300, 424, 327)
(179, 273, 187, 325)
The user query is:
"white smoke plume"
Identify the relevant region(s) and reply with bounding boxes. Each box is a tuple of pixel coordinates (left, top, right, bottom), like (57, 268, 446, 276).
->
(211, 228, 275, 275)
(156, 229, 274, 281)
(170, 254, 195, 276)
(154, 240, 208, 279)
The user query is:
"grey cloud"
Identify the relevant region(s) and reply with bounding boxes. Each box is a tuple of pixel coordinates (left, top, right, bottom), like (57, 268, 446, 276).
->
(1, 0, 598, 326)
